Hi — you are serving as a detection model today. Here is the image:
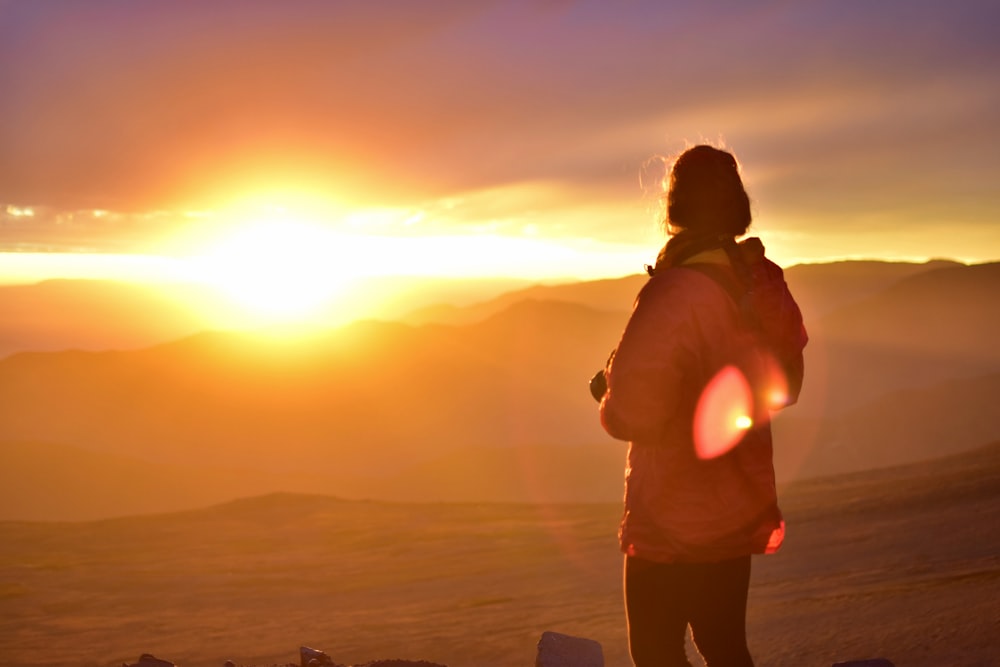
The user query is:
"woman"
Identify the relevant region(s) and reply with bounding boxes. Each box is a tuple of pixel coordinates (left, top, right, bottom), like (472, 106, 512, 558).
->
(596, 145, 807, 667)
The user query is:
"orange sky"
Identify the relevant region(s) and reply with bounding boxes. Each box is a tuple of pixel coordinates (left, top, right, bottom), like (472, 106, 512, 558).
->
(2, 1, 999, 285)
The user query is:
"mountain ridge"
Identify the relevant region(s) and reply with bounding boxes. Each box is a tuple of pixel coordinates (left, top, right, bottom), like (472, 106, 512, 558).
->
(2, 258, 998, 520)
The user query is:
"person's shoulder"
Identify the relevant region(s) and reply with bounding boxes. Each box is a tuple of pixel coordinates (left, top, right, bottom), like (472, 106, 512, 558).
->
(641, 264, 706, 290)
(636, 265, 724, 309)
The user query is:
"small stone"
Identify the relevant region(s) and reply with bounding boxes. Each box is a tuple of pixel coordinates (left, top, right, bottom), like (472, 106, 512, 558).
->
(353, 661, 447, 667)
(300, 646, 336, 667)
(535, 631, 604, 667)
(123, 654, 176, 667)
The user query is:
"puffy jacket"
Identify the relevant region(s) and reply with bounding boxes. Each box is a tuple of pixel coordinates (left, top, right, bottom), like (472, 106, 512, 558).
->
(600, 241, 801, 563)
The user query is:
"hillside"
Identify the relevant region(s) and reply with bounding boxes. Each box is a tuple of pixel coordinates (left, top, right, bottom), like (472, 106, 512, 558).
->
(774, 371, 1000, 480)
(0, 279, 209, 358)
(1, 441, 998, 667)
(401, 258, 961, 327)
(5, 366, 997, 521)
(0, 300, 622, 485)
(0, 275, 533, 360)
(402, 273, 646, 326)
(1, 259, 999, 519)
(797, 261, 1000, 415)
(0, 440, 336, 521)
(781, 258, 962, 320)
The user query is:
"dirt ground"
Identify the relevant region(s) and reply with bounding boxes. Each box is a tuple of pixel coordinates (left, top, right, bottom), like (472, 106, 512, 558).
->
(1, 444, 998, 667)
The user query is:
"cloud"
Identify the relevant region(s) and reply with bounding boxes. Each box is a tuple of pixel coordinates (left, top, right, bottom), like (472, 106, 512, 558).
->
(0, 205, 186, 253)
(0, 0, 998, 260)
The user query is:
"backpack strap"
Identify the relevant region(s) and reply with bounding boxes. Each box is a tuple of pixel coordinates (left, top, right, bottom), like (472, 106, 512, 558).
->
(683, 261, 758, 331)
(684, 258, 804, 408)
(684, 262, 743, 304)
(720, 237, 756, 287)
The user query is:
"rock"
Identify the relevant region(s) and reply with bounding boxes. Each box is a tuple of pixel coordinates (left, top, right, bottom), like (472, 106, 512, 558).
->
(832, 660, 895, 667)
(535, 631, 604, 667)
(122, 655, 176, 667)
(352, 661, 447, 667)
(300, 645, 337, 666)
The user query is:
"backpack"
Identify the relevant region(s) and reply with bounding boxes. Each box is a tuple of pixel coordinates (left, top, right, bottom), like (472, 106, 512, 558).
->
(589, 237, 807, 415)
(684, 237, 807, 410)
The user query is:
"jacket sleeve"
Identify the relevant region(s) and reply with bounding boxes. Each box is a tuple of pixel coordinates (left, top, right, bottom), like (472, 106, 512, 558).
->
(599, 275, 698, 442)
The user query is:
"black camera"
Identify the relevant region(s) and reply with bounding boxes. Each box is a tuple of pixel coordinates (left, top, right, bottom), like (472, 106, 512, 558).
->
(589, 368, 607, 402)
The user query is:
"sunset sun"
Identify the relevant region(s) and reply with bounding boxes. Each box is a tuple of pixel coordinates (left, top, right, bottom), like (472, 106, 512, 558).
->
(189, 218, 359, 324)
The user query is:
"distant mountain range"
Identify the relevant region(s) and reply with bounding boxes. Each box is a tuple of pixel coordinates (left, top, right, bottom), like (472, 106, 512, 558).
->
(0, 274, 533, 359)
(0, 279, 209, 358)
(1, 258, 998, 520)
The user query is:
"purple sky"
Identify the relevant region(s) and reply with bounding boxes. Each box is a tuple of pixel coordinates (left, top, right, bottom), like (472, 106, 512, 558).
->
(1, 0, 999, 269)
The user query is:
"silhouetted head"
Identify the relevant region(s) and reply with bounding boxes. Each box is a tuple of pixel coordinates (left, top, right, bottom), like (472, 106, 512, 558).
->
(664, 145, 751, 237)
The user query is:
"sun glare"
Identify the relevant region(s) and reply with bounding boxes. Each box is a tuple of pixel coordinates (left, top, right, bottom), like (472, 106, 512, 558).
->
(144, 187, 653, 331)
(188, 218, 359, 325)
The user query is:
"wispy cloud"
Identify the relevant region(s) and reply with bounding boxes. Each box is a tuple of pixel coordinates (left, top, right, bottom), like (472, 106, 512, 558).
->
(0, 0, 998, 263)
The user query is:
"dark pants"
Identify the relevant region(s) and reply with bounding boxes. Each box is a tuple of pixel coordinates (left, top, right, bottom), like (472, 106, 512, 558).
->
(624, 554, 755, 667)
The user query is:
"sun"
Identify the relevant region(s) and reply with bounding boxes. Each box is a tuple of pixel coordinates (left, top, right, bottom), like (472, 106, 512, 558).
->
(188, 217, 360, 326)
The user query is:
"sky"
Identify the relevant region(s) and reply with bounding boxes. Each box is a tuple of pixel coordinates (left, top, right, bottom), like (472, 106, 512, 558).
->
(2, 0, 1000, 288)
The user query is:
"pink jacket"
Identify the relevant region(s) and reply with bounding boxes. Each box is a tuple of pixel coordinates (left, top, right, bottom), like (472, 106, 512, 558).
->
(600, 246, 796, 563)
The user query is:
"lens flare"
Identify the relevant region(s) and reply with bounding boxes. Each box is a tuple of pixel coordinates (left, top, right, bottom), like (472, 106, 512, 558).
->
(765, 519, 786, 554)
(693, 364, 754, 460)
(759, 351, 791, 409)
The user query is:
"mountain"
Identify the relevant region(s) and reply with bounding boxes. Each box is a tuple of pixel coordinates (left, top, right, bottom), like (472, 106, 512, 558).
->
(782, 258, 963, 320)
(0, 275, 534, 360)
(0, 279, 210, 359)
(0, 258, 963, 355)
(401, 259, 962, 327)
(797, 261, 1000, 415)
(773, 370, 1000, 481)
(0, 439, 626, 521)
(0, 440, 336, 521)
(815, 261, 1000, 353)
(0, 299, 623, 486)
(402, 274, 646, 326)
(1, 259, 998, 519)
(5, 364, 997, 521)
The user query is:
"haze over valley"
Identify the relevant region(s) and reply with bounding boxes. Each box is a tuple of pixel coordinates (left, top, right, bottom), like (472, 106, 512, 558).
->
(2, 258, 998, 520)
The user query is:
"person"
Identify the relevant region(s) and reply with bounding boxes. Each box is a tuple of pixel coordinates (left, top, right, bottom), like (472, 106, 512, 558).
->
(593, 145, 807, 667)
